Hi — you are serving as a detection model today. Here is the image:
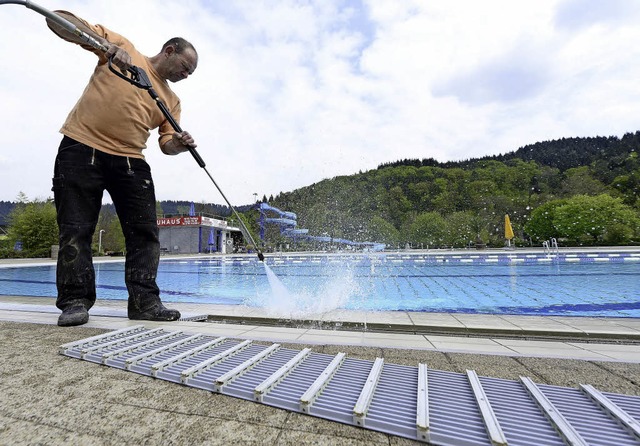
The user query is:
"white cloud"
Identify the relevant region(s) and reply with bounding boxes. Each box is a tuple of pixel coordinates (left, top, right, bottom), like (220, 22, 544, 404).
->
(1, 0, 640, 206)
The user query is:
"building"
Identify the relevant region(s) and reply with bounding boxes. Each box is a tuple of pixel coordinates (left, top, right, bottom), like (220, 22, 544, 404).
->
(157, 215, 240, 254)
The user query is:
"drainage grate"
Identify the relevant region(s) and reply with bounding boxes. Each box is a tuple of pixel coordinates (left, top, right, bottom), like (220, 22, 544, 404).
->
(60, 326, 640, 445)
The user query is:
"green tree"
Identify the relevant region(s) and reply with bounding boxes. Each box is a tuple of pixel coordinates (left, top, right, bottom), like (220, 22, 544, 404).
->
(559, 166, 607, 197)
(443, 211, 476, 247)
(612, 170, 640, 207)
(6, 198, 58, 258)
(382, 186, 413, 228)
(94, 207, 126, 254)
(367, 216, 399, 246)
(407, 212, 446, 247)
(524, 199, 568, 243)
(553, 194, 639, 244)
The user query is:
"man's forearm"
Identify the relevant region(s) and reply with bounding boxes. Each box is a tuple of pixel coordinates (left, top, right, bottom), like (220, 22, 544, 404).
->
(46, 11, 107, 49)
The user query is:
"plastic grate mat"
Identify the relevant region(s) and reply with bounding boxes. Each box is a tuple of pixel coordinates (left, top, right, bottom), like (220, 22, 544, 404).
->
(60, 326, 640, 445)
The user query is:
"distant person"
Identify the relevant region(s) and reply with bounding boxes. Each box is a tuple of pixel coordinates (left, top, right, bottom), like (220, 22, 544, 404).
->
(46, 10, 198, 326)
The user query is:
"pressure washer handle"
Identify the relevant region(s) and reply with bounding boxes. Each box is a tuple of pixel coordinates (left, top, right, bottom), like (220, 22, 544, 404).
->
(108, 57, 153, 90)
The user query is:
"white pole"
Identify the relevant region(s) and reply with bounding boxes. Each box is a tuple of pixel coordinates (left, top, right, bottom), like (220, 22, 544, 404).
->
(98, 229, 105, 255)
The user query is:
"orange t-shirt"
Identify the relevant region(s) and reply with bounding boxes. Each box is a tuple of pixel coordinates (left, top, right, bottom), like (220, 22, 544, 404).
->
(55, 12, 180, 159)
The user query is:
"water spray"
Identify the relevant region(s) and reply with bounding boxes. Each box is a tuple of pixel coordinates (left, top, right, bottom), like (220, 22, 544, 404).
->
(1, 0, 265, 262)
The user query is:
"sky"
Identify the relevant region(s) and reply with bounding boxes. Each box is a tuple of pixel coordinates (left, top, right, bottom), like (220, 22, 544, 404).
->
(1, 0, 640, 206)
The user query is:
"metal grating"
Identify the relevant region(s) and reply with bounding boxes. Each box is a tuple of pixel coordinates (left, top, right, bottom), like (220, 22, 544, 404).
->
(60, 326, 640, 445)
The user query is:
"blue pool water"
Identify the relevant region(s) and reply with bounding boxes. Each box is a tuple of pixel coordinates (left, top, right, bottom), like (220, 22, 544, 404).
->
(0, 252, 638, 317)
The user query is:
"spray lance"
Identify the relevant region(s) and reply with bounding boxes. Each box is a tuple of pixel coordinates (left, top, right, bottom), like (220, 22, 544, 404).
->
(1, 0, 265, 262)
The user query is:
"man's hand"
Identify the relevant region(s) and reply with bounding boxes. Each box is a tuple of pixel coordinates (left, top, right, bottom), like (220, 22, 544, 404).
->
(173, 131, 196, 148)
(104, 43, 132, 73)
(162, 131, 197, 155)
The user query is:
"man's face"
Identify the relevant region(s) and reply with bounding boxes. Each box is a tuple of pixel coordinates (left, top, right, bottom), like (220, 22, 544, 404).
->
(165, 47, 198, 83)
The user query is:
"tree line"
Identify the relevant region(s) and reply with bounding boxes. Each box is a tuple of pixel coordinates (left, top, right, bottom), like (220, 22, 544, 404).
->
(267, 133, 640, 249)
(2, 133, 639, 257)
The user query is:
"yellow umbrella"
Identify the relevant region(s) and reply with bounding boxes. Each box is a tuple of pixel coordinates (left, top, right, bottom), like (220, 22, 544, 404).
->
(504, 214, 514, 246)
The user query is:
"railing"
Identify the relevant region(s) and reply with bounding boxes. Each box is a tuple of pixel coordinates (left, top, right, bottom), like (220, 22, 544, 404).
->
(543, 238, 559, 256)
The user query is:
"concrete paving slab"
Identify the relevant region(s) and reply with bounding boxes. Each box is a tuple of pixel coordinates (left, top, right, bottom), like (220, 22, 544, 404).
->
(243, 329, 306, 341)
(296, 334, 365, 345)
(498, 338, 594, 350)
(242, 325, 310, 335)
(407, 312, 466, 328)
(377, 348, 452, 369)
(566, 342, 640, 353)
(516, 357, 640, 395)
(616, 319, 640, 330)
(572, 325, 640, 336)
(360, 335, 434, 349)
(425, 334, 510, 345)
(444, 353, 533, 380)
(503, 345, 612, 360)
(321, 344, 383, 361)
(426, 339, 515, 355)
(451, 314, 523, 331)
(598, 351, 640, 362)
(0, 415, 104, 446)
(360, 331, 431, 343)
(281, 412, 390, 444)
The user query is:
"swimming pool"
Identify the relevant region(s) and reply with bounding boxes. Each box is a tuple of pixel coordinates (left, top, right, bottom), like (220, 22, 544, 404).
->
(0, 251, 638, 317)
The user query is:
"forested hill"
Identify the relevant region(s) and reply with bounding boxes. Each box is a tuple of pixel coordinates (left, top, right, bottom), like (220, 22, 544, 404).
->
(268, 132, 639, 245)
(377, 132, 639, 172)
(2, 132, 639, 241)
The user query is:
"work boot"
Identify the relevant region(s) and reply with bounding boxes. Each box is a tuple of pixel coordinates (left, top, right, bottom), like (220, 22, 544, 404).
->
(129, 303, 181, 321)
(58, 306, 89, 327)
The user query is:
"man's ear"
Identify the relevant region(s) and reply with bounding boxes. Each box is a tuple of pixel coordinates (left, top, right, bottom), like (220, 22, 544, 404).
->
(164, 45, 176, 57)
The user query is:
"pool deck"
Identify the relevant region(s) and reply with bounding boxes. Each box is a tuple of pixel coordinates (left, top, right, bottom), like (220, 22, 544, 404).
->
(2, 252, 640, 445)
(2, 295, 640, 362)
(1, 250, 640, 362)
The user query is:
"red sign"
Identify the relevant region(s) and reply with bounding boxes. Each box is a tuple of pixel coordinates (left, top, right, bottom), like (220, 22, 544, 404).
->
(157, 216, 202, 226)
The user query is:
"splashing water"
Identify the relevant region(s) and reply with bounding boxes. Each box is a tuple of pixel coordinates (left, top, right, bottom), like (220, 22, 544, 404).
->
(260, 262, 360, 319)
(263, 263, 291, 303)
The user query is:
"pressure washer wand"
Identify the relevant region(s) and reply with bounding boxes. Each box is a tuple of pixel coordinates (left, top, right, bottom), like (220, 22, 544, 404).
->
(2, 0, 265, 262)
(150, 92, 266, 262)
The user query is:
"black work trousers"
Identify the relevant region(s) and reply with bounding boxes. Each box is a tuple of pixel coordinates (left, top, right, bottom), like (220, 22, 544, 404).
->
(52, 136, 162, 316)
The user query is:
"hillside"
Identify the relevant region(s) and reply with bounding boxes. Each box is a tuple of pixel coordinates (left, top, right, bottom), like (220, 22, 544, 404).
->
(267, 132, 639, 246)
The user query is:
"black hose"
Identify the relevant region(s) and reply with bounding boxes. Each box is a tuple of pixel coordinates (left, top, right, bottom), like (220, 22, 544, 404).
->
(1, 0, 107, 50)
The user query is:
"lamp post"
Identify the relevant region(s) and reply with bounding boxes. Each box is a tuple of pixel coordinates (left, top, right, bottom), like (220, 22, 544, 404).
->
(253, 192, 258, 203)
(98, 229, 105, 255)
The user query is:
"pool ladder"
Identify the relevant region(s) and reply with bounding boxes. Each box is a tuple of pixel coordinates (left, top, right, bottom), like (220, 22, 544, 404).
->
(543, 238, 559, 257)
(60, 325, 640, 445)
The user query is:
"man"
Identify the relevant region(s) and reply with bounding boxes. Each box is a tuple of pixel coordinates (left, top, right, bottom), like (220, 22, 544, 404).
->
(47, 10, 198, 326)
